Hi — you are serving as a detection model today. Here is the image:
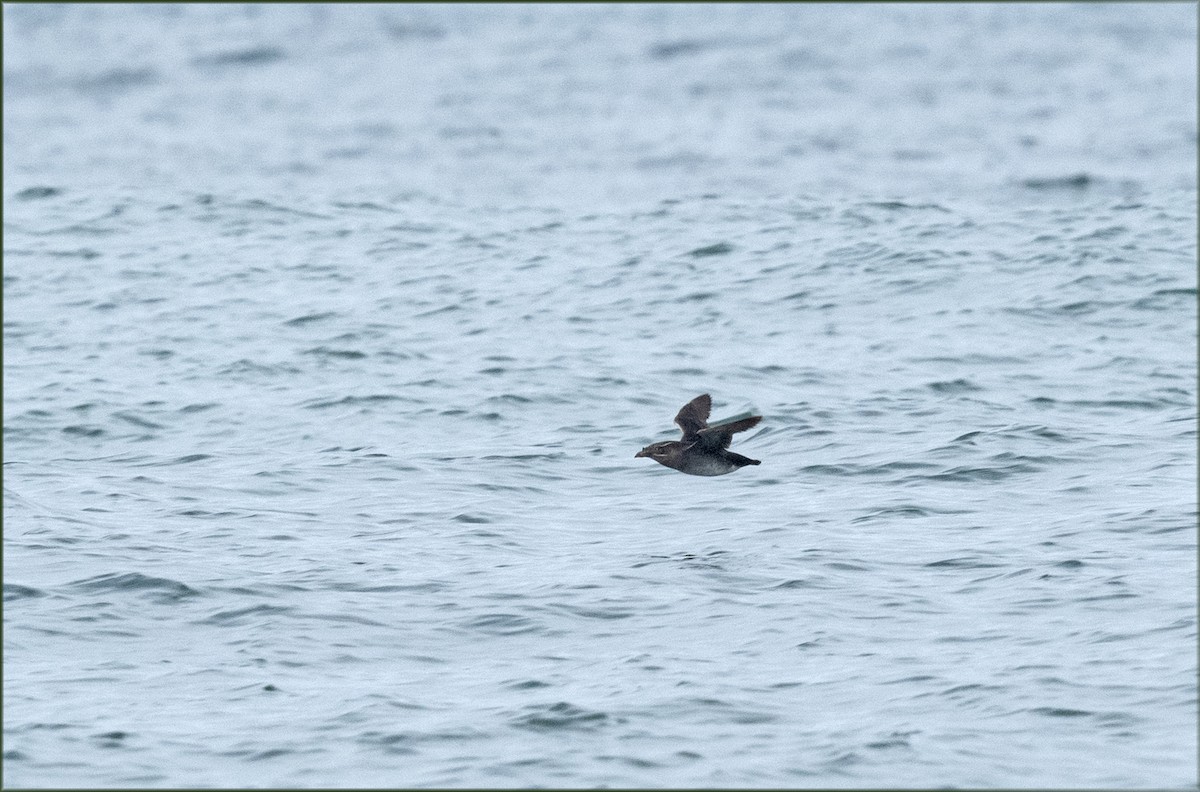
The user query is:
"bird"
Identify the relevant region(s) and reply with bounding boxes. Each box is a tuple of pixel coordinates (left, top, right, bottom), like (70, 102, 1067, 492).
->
(635, 394, 762, 476)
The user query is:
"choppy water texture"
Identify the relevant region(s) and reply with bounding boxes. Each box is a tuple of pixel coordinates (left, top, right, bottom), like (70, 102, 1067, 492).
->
(4, 4, 1197, 788)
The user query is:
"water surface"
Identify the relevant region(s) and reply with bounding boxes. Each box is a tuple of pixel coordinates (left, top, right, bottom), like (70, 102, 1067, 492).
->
(4, 4, 1196, 788)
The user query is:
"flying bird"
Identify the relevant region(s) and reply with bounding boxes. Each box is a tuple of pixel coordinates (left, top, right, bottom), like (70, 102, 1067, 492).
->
(635, 394, 761, 476)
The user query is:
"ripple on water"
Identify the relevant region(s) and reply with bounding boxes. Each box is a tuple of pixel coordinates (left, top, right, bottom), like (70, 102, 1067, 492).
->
(70, 572, 200, 603)
(4, 583, 48, 601)
(511, 701, 610, 732)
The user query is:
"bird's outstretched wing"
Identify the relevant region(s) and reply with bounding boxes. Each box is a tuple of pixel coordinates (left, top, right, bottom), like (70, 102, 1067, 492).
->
(696, 415, 762, 450)
(673, 394, 712, 441)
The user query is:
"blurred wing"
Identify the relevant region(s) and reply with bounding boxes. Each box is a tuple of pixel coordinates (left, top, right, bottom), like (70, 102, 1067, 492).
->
(673, 394, 712, 441)
(696, 415, 761, 449)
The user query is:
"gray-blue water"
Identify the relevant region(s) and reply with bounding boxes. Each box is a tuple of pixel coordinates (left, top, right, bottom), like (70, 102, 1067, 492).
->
(4, 4, 1197, 788)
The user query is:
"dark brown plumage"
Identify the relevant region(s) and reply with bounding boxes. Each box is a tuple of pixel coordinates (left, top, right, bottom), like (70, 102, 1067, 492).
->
(635, 394, 762, 476)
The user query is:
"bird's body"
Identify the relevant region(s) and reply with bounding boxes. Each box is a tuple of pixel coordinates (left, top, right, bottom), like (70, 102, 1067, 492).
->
(635, 394, 762, 476)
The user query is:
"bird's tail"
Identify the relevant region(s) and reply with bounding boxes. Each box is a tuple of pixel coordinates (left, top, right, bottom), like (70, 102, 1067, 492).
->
(724, 451, 761, 467)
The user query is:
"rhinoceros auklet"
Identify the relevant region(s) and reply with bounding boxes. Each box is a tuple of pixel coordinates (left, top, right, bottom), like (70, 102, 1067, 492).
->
(635, 394, 762, 476)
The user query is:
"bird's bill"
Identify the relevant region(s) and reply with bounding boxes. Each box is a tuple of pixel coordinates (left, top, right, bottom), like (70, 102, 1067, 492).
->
(634, 448, 649, 458)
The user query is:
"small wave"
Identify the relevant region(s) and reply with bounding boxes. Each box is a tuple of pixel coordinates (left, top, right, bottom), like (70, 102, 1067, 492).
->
(686, 242, 735, 257)
(303, 346, 368, 360)
(825, 560, 872, 572)
(1073, 224, 1129, 241)
(928, 378, 983, 394)
(1006, 424, 1074, 442)
(111, 411, 163, 430)
(413, 304, 461, 318)
(3, 583, 47, 601)
(217, 359, 301, 377)
(506, 679, 553, 690)
(463, 613, 542, 636)
(647, 38, 722, 60)
(921, 463, 1038, 483)
(302, 394, 407, 409)
(218, 746, 300, 762)
(13, 186, 62, 201)
(198, 604, 292, 626)
(851, 504, 937, 523)
(479, 452, 564, 462)
(987, 451, 1068, 466)
(800, 463, 858, 477)
(167, 454, 212, 465)
(283, 311, 338, 326)
(62, 425, 105, 437)
(942, 683, 1005, 695)
(883, 674, 939, 685)
(178, 403, 219, 414)
(632, 550, 729, 570)
(1029, 706, 1093, 718)
(192, 46, 286, 69)
(484, 393, 533, 404)
(1047, 399, 1167, 412)
(328, 580, 449, 594)
(71, 572, 199, 603)
(925, 557, 1005, 569)
(550, 602, 636, 620)
(865, 730, 919, 750)
(359, 726, 486, 755)
(1020, 173, 1097, 190)
(74, 67, 158, 94)
(1131, 287, 1198, 310)
(511, 701, 609, 732)
(176, 508, 239, 519)
(912, 353, 1027, 365)
(1014, 299, 1120, 318)
(306, 612, 388, 628)
(50, 248, 103, 259)
(773, 578, 825, 590)
(876, 461, 943, 473)
(862, 201, 950, 212)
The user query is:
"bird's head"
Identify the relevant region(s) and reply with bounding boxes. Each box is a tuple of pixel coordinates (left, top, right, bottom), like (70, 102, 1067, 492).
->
(635, 441, 679, 460)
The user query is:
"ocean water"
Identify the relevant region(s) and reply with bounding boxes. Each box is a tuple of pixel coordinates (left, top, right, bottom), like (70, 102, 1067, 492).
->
(3, 4, 1197, 788)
